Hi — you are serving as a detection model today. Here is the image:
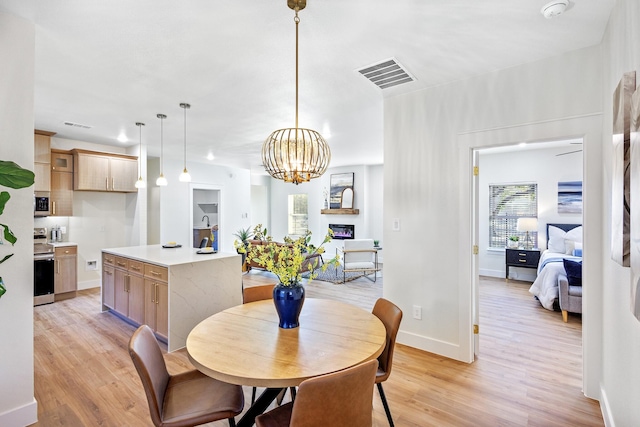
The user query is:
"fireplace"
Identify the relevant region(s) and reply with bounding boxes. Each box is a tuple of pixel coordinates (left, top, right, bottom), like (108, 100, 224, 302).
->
(329, 224, 354, 240)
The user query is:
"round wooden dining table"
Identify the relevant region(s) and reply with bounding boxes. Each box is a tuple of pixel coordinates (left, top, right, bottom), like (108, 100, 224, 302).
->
(186, 297, 386, 426)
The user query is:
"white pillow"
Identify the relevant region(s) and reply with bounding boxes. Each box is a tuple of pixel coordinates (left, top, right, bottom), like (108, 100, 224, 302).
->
(565, 239, 576, 255)
(548, 226, 567, 253)
(565, 226, 583, 243)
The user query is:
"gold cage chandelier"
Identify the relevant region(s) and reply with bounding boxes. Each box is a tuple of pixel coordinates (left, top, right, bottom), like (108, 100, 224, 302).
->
(262, 0, 331, 185)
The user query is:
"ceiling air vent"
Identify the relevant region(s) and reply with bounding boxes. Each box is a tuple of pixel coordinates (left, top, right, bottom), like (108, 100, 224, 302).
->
(357, 58, 415, 90)
(63, 121, 92, 129)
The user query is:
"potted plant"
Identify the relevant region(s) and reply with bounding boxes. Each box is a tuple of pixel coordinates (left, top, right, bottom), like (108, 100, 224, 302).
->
(237, 229, 339, 329)
(233, 227, 254, 268)
(508, 236, 520, 249)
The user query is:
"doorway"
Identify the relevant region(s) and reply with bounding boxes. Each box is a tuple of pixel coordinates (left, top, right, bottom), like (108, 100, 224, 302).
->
(472, 139, 583, 353)
(190, 185, 221, 250)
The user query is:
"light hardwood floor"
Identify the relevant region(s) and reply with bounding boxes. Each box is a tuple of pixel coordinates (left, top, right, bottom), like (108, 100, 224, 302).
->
(32, 272, 603, 426)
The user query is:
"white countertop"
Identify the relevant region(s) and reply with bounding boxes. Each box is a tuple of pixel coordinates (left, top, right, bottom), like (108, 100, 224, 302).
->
(102, 244, 239, 267)
(51, 242, 77, 248)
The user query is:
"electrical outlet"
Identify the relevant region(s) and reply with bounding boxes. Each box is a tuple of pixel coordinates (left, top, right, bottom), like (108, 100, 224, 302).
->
(412, 305, 422, 320)
(60, 226, 66, 234)
(86, 260, 98, 271)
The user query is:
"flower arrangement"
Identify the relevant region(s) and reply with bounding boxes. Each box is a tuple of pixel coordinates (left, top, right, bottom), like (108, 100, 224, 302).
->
(236, 225, 339, 286)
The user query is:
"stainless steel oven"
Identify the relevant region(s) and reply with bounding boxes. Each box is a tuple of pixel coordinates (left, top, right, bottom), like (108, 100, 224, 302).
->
(34, 227, 55, 306)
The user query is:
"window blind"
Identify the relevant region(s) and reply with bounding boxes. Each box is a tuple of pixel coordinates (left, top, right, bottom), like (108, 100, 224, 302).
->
(489, 183, 537, 248)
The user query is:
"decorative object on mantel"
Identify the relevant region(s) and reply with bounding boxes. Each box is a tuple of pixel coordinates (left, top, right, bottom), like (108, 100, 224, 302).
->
(156, 114, 168, 186)
(134, 122, 146, 189)
(178, 103, 191, 182)
(323, 187, 329, 209)
(0, 160, 35, 300)
(261, 0, 331, 185)
(237, 226, 339, 328)
(330, 172, 354, 208)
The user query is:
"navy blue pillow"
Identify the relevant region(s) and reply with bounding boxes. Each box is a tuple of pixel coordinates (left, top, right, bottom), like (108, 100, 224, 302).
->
(563, 259, 582, 287)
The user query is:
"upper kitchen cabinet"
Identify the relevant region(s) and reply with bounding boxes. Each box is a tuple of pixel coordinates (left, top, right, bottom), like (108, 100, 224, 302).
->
(72, 149, 138, 192)
(50, 149, 74, 216)
(34, 130, 55, 192)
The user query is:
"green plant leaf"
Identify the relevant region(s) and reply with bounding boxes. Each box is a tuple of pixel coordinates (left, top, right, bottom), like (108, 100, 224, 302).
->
(0, 223, 17, 245)
(0, 254, 13, 265)
(0, 160, 35, 189)
(0, 277, 5, 299)
(0, 191, 9, 215)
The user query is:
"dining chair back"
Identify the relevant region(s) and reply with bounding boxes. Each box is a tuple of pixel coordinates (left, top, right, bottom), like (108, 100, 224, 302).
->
(372, 298, 403, 427)
(243, 284, 276, 304)
(129, 325, 244, 427)
(255, 359, 378, 427)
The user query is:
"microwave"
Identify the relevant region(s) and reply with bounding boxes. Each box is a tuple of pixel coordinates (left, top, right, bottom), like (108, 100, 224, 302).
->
(34, 192, 50, 217)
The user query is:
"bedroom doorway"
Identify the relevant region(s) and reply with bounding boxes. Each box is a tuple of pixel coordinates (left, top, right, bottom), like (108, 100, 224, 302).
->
(472, 138, 584, 357)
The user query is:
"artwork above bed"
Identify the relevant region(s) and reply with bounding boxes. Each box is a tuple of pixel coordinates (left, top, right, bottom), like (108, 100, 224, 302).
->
(529, 223, 582, 312)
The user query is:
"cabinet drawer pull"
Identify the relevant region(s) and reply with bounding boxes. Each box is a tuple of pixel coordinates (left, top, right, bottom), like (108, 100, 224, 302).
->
(518, 253, 526, 256)
(131, 266, 140, 271)
(52, 201, 56, 215)
(117, 262, 126, 267)
(104, 270, 112, 275)
(519, 259, 527, 263)
(151, 271, 161, 277)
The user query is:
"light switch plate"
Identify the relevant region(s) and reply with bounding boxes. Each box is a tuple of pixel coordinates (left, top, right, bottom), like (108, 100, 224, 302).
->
(392, 218, 400, 231)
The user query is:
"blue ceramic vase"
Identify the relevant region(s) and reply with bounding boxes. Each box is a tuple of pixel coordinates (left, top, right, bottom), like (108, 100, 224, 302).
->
(273, 282, 305, 329)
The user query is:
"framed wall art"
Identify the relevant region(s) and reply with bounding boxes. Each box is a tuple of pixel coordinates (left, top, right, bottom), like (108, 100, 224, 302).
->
(329, 173, 354, 209)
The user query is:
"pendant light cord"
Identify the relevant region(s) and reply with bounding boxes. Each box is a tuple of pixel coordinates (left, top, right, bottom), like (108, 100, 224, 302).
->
(294, 7, 299, 131)
(183, 106, 187, 169)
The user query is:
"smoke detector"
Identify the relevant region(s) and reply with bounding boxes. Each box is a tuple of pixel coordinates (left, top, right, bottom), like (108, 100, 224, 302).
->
(541, 1, 569, 19)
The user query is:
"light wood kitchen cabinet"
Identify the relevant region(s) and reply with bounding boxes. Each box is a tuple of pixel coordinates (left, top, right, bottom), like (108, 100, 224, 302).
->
(51, 151, 73, 172)
(72, 149, 138, 192)
(51, 170, 73, 216)
(106, 254, 166, 337)
(102, 264, 115, 309)
(34, 131, 53, 192)
(54, 245, 77, 300)
(144, 278, 168, 340)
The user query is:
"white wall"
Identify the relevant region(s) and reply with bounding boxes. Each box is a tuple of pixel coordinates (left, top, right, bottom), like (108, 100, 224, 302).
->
(384, 44, 603, 389)
(600, 0, 640, 425)
(478, 145, 582, 280)
(158, 155, 251, 255)
(0, 11, 37, 426)
(268, 164, 384, 262)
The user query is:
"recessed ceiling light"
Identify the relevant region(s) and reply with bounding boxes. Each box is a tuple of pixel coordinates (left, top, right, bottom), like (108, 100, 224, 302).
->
(519, 142, 527, 147)
(541, 0, 569, 19)
(117, 133, 127, 143)
(207, 152, 215, 161)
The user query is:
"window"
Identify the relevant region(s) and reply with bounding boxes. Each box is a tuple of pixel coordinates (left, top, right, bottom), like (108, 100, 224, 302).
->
(489, 183, 537, 248)
(288, 194, 308, 237)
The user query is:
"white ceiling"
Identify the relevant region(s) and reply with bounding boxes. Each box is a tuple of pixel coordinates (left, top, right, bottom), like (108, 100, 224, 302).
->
(1, 0, 614, 174)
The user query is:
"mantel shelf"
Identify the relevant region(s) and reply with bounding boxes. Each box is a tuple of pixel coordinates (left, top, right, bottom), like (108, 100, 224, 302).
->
(321, 208, 359, 215)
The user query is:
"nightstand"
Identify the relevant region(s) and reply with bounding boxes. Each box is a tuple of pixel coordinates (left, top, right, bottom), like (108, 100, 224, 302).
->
(505, 248, 541, 281)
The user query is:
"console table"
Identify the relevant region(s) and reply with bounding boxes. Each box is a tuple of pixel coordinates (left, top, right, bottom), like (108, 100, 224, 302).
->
(505, 248, 541, 281)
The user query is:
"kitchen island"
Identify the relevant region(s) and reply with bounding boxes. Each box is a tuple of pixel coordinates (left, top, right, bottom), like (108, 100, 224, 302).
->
(102, 245, 242, 351)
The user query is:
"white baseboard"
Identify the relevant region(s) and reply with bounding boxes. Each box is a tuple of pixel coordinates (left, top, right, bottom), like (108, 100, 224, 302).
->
(600, 386, 614, 427)
(397, 330, 471, 363)
(479, 269, 503, 278)
(0, 398, 37, 427)
(78, 279, 100, 291)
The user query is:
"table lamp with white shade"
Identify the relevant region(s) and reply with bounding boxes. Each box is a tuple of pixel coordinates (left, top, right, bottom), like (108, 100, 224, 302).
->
(517, 217, 538, 249)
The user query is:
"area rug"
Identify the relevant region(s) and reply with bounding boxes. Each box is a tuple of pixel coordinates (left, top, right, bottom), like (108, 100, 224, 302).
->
(304, 263, 375, 284)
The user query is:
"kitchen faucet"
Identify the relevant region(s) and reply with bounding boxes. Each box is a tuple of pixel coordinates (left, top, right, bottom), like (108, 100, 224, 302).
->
(202, 215, 210, 228)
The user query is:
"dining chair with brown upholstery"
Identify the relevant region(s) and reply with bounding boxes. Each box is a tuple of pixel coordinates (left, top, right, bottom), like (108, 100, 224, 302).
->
(255, 359, 378, 427)
(243, 283, 276, 304)
(242, 284, 277, 405)
(128, 325, 244, 427)
(372, 298, 403, 427)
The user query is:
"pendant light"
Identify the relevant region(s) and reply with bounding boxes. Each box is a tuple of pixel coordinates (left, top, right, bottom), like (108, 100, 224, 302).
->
(156, 113, 168, 186)
(261, 0, 331, 185)
(179, 102, 191, 182)
(134, 122, 146, 189)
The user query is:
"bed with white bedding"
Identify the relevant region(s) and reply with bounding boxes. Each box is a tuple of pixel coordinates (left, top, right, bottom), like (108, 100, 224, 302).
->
(528, 223, 582, 310)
